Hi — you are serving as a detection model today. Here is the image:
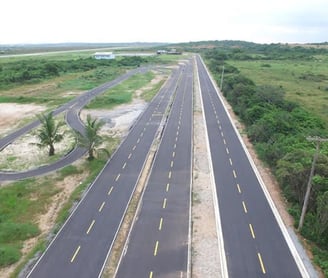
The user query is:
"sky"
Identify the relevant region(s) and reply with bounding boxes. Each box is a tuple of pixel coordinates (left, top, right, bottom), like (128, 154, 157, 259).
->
(1, 0, 327, 44)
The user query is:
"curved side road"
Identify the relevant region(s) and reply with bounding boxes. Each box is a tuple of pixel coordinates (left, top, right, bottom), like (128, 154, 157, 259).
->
(0, 67, 151, 182)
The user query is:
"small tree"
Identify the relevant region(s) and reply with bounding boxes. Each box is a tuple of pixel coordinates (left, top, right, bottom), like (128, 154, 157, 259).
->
(35, 112, 64, 156)
(75, 114, 109, 161)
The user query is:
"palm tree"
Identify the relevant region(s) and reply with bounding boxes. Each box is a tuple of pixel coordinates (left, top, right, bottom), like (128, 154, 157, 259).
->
(75, 114, 109, 160)
(35, 112, 64, 156)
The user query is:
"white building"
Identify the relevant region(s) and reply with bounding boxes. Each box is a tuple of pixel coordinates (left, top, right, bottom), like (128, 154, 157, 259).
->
(94, 52, 115, 60)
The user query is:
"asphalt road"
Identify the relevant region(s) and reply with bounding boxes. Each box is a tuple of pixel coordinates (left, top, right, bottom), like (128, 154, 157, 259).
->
(0, 67, 150, 182)
(196, 55, 307, 277)
(27, 65, 183, 278)
(115, 59, 193, 278)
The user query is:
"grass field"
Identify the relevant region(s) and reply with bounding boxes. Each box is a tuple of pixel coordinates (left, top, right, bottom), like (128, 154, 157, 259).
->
(229, 56, 328, 124)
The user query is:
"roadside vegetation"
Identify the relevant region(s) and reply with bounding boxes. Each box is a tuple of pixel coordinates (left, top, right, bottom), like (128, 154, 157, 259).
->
(201, 42, 328, 276)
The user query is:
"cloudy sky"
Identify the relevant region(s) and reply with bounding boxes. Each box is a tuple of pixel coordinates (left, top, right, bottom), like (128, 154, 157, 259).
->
(1, 0, 327, 44)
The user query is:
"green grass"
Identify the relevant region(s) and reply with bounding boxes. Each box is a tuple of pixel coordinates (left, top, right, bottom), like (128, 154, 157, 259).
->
(86, 72, 156, 109)
(0, 178, 59, 267)
(229, 57, 328, 124)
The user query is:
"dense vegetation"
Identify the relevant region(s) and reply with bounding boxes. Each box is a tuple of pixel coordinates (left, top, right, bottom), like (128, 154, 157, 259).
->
(203, 44, 328, 276)
(0, 56, 153, 91)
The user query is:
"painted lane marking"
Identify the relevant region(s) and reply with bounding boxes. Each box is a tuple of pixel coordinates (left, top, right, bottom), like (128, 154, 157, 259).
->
(99, 201, 105, 212)
(223, 139, 227, 145)
(154, 241, 159, 256)
(149, 271, 153, 278)
(221, 131, 224, 137)
(249, 224, 256, 239)
(122, 162, 127, 169)
(86, 219, 96, 234)
(158, 217, 163, 230)
(115, 173, 121, 181)
(168, 171, 172, 179)
(258, 253, 266, 274)
(70, 246, 81, 263)
(174, 143, 177, 149)
(233, 170, 237, 178)
(137, 138, 140, 143)
(237, 183, 242, 194)
(133, 145, 136, 151)
(128, 153, 132, 159)
(162, 198, 167, 209)
(171, 161, 174, 168)
(172, 151, 175, 158)
(229, 158, 233, 165)
(108, 186, 114, 196)
(166, 183, 170, 192)
(175, 136, 178, 142)
(226, 147, 230, 154)
(140, 132, 144, 137)
(242, 201, 248, 213)
(176, 131, 179, 136)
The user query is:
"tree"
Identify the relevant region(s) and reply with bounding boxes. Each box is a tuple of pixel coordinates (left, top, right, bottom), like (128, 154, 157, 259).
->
(75, 114, 109, 161)
(35, 112, 64, 156)
(316, 191, 328, 236)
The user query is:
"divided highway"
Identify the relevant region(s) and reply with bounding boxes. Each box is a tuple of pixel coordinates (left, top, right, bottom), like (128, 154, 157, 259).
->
(27, 65, 183, 278)
(115, 59, 193, 277)
(196, 55, 307, 277)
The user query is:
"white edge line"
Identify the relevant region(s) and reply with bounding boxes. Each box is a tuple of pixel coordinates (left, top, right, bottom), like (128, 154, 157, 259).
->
(196, 55, 229, 278)
(200, 55, 310, 278)
(187, 57, 194, 278)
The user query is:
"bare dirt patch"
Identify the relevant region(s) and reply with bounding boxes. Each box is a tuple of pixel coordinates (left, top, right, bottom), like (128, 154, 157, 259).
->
(0, 103, 46, 136)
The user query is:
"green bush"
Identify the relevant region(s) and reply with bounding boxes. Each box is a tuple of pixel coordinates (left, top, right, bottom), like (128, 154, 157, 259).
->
(0, 245, 21, 267)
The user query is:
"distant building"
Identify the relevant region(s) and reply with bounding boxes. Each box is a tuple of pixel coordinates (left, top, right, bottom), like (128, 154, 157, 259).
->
(94, 52, 115, 59)
(157, 50, 167, 55)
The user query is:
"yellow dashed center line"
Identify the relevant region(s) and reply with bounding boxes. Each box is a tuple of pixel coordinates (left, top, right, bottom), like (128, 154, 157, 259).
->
(162, 198, 167, 209)
(257, 253, 266, 274)
(154, 241, 159, 256)
(108, 186, 114, 196)
(158, 217, 163, 230)
(99, 201, 105, 212)
(70, 246, 81, 263)
(249, 224, 256, 239)
(86, 219, 95, 234)
(149, 271, 153, 278)
(242, 201, 248, 213)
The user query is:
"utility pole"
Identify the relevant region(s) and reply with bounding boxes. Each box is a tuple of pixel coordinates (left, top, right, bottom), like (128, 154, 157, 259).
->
(220, 65, 225, 90)
(298, 136, 328, 231)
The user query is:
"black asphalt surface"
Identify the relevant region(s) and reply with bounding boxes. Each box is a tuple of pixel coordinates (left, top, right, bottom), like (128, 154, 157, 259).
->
(196, 55, 304, 277)
(0, 67, 150, 182)
(115, 60, 193, 278)
(27, 66, 183, 278)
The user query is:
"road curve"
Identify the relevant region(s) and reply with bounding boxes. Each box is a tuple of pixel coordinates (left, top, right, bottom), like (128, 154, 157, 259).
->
(0, 67, 151, 182)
